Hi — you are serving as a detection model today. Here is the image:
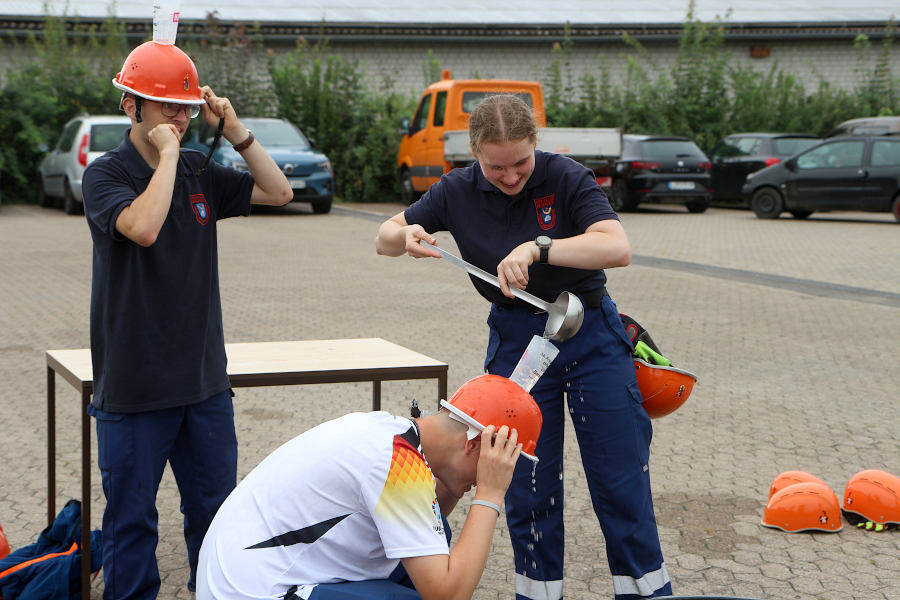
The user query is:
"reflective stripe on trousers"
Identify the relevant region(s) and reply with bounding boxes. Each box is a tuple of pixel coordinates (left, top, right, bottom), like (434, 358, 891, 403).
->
(515, 574, 563, 600)
(613, 563, 670, 597)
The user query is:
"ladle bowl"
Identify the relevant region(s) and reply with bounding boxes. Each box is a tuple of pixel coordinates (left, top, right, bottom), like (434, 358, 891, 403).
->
(544, 291, 584, 342)
(419, 241, 585, 342)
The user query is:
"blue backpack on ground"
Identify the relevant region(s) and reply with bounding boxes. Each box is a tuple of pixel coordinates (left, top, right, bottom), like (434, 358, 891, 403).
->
(0, 499, 102, 599)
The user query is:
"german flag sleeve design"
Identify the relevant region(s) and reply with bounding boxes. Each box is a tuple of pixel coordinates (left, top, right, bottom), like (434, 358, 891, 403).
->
(374, 434, 445, 540)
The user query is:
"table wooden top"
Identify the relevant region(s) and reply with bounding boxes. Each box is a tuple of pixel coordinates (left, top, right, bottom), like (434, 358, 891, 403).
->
(47, 338, 448, 391)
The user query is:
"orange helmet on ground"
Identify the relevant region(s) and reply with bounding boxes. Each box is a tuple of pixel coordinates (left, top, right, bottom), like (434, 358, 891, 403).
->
(768, 470, 830, 501)
(842, 469, 900, 529)
(633, 359, 697, 419)
(440, 374, 542, 463)
(761, 481, 843, 533)
(112, 41, 204, 105)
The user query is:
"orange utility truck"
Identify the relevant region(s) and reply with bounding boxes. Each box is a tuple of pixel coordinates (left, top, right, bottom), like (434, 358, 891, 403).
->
(397, 70, 622, 204)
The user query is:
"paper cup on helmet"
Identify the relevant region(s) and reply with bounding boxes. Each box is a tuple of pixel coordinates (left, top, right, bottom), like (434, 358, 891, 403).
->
(153, 0, 181, 44)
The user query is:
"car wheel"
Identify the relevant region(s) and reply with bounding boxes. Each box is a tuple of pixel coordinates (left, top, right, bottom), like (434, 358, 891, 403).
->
(311, 197, 332, 214)
(892, 194, 900, 223)
(685, 200, 709, 213)
(38, 179, 53, 208)
(609, 178, 637, 212)
(399, 169, 420, 206)
(63, 179, 83, 215)
(790, 210, 812, 219)
(750, 187, 783, 219)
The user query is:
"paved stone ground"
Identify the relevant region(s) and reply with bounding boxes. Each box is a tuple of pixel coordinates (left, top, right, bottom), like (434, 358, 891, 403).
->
(1, 201, 898, 599)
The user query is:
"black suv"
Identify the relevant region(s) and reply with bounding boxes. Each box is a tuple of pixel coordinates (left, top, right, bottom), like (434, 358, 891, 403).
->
(609, 135, 712, 213)
(709, 133, 820, 203)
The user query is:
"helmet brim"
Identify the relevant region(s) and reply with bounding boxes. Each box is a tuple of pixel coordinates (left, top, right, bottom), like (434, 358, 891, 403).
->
(112, 79, 206, 105)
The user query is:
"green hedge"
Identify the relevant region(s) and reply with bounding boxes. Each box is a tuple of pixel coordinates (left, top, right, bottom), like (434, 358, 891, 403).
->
(1, 11, 896, 203)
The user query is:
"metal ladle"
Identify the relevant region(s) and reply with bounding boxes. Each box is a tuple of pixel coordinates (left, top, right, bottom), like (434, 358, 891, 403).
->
(419, 241, 585, 341)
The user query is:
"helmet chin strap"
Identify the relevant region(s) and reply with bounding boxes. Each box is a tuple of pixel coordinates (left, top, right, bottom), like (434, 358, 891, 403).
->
(134, 96, 143, 123)
(198, 118, 225, 175)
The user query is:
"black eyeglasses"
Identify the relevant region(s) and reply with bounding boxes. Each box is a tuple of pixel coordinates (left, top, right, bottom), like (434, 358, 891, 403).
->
(160, 102, 201, 119)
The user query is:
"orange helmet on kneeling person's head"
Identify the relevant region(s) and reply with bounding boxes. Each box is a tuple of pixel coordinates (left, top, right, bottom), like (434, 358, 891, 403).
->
(113, 41, 204, 106)
(441, 374, 542, 463)
(842, 469, 900, 529)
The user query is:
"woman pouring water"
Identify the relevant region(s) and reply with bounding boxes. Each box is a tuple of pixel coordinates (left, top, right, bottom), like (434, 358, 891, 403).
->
(376, 94, 672, 600)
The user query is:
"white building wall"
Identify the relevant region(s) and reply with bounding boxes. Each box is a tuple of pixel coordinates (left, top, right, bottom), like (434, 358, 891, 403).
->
(1, 35, 894, 97)
(298, 38, 894, 96)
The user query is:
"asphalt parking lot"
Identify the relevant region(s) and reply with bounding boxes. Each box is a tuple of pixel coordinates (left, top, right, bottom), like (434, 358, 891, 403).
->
(1, 201, 898, 599)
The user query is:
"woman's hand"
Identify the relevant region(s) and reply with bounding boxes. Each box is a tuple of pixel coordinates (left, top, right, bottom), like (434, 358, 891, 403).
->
(496, 241, 539, 298)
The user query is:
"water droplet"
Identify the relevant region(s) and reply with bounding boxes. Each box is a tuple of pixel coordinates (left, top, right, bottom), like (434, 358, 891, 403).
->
(531, 560, 537, 569)
(550, 496, 555, 506)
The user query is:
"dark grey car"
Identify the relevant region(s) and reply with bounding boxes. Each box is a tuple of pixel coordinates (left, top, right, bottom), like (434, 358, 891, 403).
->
(742, 135, 900, 222)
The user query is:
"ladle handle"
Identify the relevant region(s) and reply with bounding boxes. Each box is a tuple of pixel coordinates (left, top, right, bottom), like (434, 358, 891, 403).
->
(419, 241, 553, 312)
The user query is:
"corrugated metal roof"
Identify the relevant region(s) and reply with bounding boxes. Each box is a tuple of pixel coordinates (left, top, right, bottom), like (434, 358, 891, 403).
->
(0, 0, 897, 25)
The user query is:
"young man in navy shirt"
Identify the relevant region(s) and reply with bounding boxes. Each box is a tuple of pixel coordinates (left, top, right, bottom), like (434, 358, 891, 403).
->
(82, 40, 291, 599)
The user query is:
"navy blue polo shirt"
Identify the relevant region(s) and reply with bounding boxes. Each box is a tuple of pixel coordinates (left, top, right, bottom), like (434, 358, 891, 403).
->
(404, 149, 618, 305)
(82, 131, 254, 413)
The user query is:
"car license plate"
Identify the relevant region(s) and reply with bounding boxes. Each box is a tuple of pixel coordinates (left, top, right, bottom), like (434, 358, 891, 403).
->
(290, 179, 307, 189)
(668, 181, 695, 190)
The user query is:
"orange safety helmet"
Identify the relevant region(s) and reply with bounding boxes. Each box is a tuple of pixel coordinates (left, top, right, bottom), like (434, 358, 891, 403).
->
(842, 469, 900, 529)
(112, 41, 204, 105)
(633, 359, 697, 419)
(0, 524, 8, 560)
(768, 470, 830, 501)
(761, 481, 843, 533)
(441, 374, 543, 463)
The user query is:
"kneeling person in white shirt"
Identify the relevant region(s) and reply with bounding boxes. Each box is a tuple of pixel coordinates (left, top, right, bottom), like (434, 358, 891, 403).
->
(197, 374, 543, 600)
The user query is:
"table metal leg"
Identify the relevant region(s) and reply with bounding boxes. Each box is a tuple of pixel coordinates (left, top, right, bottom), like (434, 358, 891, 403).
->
(47, 366, 56, 526)
(438, 374, 447, 409)
(372, 380, 381, 411)
(82, 390, 91, 600)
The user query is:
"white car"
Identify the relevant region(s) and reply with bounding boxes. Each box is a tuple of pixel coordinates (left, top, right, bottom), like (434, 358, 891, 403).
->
(39, 115, 131, 214)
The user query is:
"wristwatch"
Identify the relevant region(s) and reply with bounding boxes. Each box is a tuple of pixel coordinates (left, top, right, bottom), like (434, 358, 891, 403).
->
(535, 235, 552, 264)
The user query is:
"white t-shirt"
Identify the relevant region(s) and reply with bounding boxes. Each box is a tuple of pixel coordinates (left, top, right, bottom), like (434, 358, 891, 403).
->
(197, 412, 448, 599)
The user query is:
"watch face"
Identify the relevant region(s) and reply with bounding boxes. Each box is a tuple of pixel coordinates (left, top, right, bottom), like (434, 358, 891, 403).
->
(536, 235, 552, 247)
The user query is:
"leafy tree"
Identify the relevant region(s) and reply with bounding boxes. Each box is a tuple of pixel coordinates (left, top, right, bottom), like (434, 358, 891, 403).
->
(0, 13, 124, 201)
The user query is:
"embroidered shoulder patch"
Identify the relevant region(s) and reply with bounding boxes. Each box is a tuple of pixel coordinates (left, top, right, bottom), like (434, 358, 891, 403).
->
(533, 194, 556, 230)
(190, 193, 209, 225)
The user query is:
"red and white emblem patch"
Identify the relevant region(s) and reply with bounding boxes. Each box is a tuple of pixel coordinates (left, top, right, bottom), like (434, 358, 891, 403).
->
(533, 194, 556, 230)
(190, 193, 209, 225)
